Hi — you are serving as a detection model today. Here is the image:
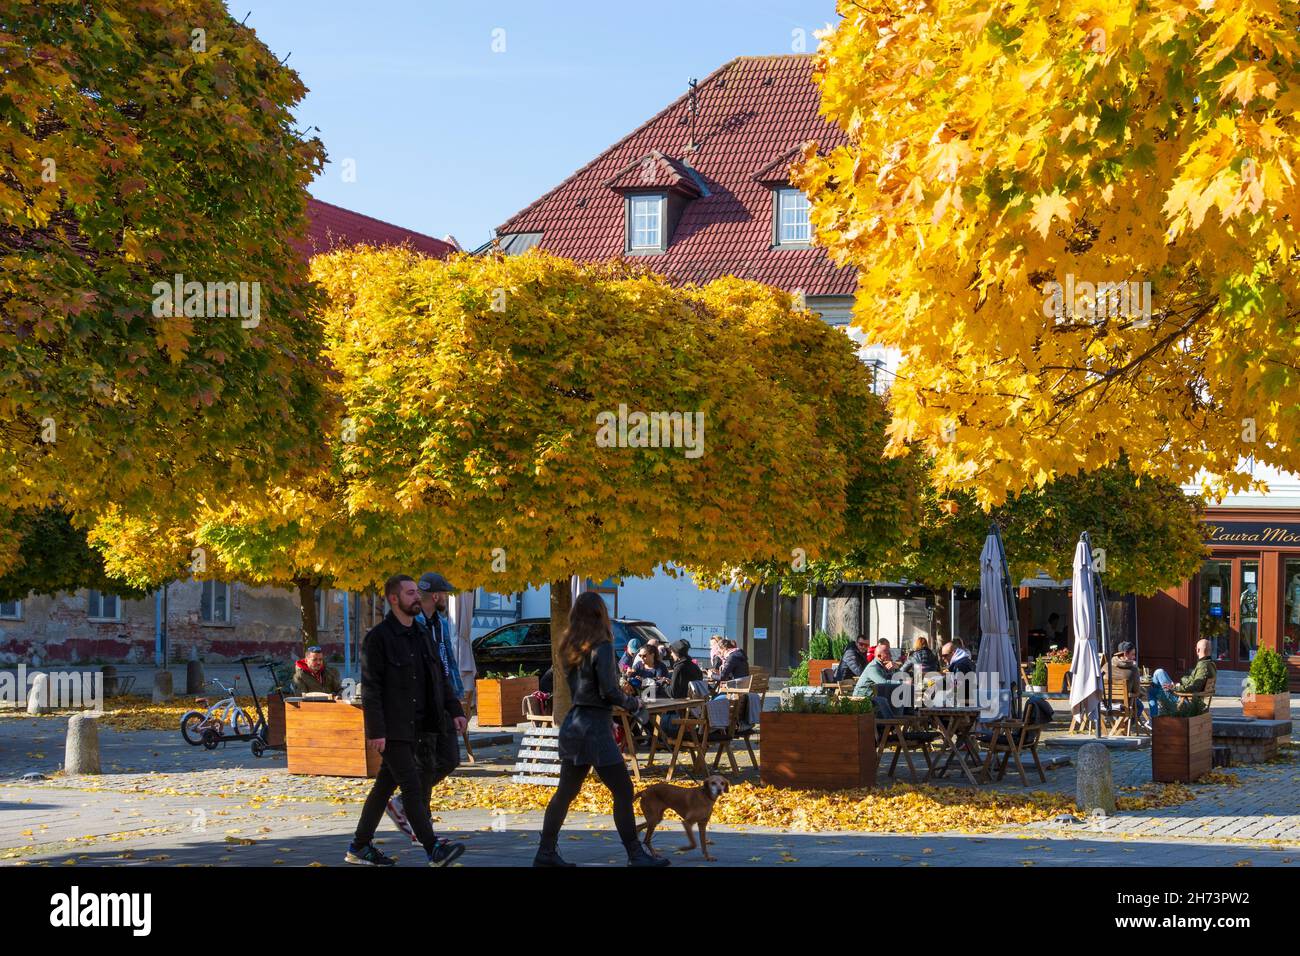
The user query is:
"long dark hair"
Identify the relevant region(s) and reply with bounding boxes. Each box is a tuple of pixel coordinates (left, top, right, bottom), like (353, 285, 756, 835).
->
(559, 591, 612, 670)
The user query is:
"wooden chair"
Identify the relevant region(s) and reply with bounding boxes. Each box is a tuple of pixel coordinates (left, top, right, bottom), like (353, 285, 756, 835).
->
(977, 706, 1048, 786)
(522, 693, 553, 728)
(1172, 668, 1217, 707)
(665, 682, 711, 781)
(748, 668, 770, 714)
(819, 667, 837, 685)
(708, 692, 748, 774)
(1100, 677, 1139, 737)
(875, 711, 937, 783)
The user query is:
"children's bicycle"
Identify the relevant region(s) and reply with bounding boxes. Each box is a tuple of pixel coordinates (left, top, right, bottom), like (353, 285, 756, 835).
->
(179, 657, 285, 754)
(180, 676, 259, 750)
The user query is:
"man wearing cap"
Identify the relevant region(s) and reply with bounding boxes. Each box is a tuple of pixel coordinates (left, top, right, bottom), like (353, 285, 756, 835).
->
(292, 645, 343, 697)
(666, 639, 704, 699)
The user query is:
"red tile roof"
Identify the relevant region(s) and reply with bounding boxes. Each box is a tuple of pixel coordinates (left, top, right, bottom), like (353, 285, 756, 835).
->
(301, 198, 455, 259)
(495, 55, 854, 296)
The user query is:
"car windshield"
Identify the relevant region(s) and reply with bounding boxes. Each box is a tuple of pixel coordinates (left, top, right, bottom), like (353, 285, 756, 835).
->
(629, 623, 668, 645)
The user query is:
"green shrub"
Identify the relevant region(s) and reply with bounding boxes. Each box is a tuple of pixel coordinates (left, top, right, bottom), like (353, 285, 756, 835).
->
(1031, 659, 1048, 687)
(1156, 693, 1208, 718)
(788, 650, 810, 686)
(1248, 647, 1290, 696)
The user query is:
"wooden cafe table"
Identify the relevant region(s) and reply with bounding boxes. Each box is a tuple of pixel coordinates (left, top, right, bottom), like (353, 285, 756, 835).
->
(920, 706, 989, 786)
(614, 697, 697, 783)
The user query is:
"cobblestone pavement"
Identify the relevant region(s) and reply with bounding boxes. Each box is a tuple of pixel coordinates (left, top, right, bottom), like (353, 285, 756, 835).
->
(1, 695, 1294, 866)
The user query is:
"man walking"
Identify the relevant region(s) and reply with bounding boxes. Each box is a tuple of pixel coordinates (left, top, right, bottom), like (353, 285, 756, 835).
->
(384, 572, 465, 844)
(346, 574, 468, 867)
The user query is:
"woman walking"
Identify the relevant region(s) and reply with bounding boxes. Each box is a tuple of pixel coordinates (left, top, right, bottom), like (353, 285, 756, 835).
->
(534, 591, 669, 867)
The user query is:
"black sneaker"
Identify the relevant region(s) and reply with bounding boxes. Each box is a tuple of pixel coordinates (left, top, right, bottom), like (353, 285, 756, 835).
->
(533, 845, 576, 867)
(626, 843, 670, 867)
(345, 842, 396, 867)
(427, 838, 465, 867)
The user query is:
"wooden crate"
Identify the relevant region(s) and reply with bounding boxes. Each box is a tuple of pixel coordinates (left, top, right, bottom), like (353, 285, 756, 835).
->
(1152, 712, 1212, 782)
(476, 676, 538, 727)
(285, 699, 380, 778)
(759, 711, 877, 790)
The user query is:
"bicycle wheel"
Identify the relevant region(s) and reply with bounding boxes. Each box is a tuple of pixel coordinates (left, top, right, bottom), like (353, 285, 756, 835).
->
(228, 708, 254, 739)
(180, 711, 206, 746)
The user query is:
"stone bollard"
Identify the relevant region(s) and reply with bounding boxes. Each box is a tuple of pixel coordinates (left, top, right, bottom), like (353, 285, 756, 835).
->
(186, 658, 205, 695)
(152, 669, 174, 703)
(65, 713, 101, 775)
(1076, 741, 1117, 816)
(26, 672, 50, 714)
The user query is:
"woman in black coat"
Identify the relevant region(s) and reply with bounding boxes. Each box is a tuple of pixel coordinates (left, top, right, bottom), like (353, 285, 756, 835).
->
(899, 635, 941, 677)
(534, 592, 668, 868)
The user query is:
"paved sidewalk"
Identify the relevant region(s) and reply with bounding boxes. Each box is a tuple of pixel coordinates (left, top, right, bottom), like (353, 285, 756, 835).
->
(2, 784, 1296, 868)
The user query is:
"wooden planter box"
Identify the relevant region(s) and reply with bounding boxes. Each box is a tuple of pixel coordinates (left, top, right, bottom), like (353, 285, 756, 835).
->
(285, 699, 380, 778)
(807, 660, 839, 687)
(1243, 693, 1290, 721)
(1152, 712, 1212, 782)
(1046, 662, 1070, 694)
(265, 690, 286, 747)
(760, 711, 877, 790)
(475, 675, 538, 727)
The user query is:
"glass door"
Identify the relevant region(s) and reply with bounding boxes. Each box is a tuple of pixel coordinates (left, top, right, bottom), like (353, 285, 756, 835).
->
(1198, 559, 1234, 664)
(1238, 560, 1259, 666)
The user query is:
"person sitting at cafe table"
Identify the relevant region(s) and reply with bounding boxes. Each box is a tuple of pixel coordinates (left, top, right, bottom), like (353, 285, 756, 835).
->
(292, 645, 343, 697)
(941, 640, 975, 676)
(1108, 641, 1147, 727)
(666, 640, 703, 699)
(1148, 638, 1216, 715)
(626, 644, 669, 694)
(716, 638, 750, 682)
(619, 637, 644, 674)
(898, 636, 941, 678)
(833, 634, 871, 682)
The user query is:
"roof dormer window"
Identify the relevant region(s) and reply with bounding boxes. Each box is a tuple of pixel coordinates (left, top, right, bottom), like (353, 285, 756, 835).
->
(628, 193, 665, 252)
(774, 188, 811, 246)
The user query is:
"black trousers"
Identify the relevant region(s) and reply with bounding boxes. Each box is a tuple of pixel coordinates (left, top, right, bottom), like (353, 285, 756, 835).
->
(353, 739, 439, 853)
(539, 760, 638, 850)
(417, 729, 460, 803)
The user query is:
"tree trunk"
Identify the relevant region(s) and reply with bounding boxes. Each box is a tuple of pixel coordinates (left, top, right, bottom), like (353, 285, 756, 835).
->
(296, 577, 319, 651)
(550, 579, 574, 724)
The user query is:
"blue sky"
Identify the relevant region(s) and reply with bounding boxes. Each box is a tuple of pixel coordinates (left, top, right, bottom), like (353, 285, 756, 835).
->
(242, 0, 838, 249)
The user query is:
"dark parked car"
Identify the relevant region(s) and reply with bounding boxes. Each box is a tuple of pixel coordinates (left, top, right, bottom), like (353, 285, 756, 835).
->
(471, 617, 668, 678)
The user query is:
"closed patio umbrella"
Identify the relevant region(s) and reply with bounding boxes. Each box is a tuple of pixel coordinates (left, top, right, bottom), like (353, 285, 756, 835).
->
(977, 525, 1020, 720)
(1069, 532, 1104, 733)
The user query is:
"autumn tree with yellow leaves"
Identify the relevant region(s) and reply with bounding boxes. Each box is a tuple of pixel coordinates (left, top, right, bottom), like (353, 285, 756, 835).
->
(0, 0, 329, 535)
(310, 248, 910, 717)
(798, 0, 1300, 507)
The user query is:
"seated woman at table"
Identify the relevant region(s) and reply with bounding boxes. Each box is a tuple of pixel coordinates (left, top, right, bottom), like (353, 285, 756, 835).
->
(898, 636, 941, 679)
(716, 638, 750, 683)
(625, 644, 669, 695)
(666, 640, 704, 699)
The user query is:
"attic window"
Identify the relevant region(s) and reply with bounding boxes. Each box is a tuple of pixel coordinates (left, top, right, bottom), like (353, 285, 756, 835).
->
(774, 188, 811, 246)
(628, 193, 665, 251)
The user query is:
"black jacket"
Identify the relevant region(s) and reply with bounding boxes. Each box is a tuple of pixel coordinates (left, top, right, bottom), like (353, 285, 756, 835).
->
(569, 641, 640, 713)
(668, 657, 704, 699)
(835, 642, 867, 681)
(719, 648, 750, 682)
(361, 611, 464, 742)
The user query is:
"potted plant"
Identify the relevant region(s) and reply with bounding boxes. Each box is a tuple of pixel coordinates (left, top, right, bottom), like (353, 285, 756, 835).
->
(788, 651, 811, 687)
(760, 693, 877, 790)
(1151, 693, 1212, 782)
(475, 667, 539, 727)
(806, 630, 843, 687)
(1243, 647, 1291, 720)
(1028, 658, 1048, 695)
(1042, 647, 1072, 694)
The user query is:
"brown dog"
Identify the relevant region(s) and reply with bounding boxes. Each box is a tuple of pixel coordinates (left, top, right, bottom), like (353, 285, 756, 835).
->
(635, 775, 730, 861)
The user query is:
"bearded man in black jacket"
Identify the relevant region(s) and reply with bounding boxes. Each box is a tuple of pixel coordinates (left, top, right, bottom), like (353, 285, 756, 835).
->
(345, 574, 468, 867)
